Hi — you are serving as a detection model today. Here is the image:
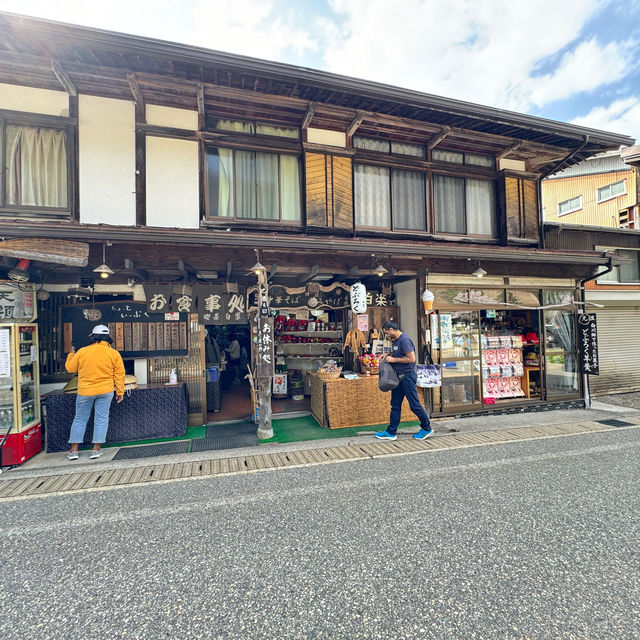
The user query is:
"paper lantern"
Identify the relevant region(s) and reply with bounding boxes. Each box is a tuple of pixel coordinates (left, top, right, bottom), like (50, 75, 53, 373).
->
(350, 282, 367, 313)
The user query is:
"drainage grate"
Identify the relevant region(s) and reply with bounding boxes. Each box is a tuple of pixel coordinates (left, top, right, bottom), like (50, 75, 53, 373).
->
(206, 422, 257, 437)
(112, 441, 189, 460)
(596, 419, 636, 428)
(194, 422, 260, 451)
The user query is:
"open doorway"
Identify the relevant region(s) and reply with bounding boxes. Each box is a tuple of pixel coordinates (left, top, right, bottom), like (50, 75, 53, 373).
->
(205, 324, 252, 422)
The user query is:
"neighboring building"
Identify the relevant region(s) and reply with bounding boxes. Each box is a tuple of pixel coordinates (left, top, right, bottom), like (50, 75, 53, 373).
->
(543, 148, 640, 395)
(542, 150, 639, 229)
(0, 12, 635, 424)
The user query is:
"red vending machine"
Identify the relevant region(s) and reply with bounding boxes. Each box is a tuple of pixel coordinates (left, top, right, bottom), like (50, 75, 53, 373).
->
(0, 323, 41, 466)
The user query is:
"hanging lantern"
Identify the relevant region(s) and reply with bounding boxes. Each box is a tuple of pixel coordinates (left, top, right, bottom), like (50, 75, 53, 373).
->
(350, 282, 367, 314)
(422, 288, 434, 314)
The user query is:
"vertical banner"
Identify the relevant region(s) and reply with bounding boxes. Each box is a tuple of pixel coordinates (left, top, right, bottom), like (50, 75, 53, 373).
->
(255, 316, 275, 378)
(578, 313, 599, 375)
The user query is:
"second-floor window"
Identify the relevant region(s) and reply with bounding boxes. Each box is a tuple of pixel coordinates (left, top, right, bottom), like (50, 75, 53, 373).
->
(434, 175, 497, 237)
(1, 120, 69, 213)
(354, 164, 426, 230)
(558, 195, 582, 216)
(596, 179, 626, 203)
(206, 147, 301, 221)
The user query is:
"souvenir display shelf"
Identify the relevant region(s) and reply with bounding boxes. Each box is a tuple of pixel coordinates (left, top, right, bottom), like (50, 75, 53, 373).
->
(481, 334, 537, 401)
(276, 330, 344, 372)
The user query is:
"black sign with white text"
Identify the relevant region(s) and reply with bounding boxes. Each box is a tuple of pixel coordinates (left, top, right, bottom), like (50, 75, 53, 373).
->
(578, 313, 599, 375)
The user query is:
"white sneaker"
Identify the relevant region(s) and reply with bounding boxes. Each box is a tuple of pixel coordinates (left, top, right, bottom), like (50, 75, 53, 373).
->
(67, 450, 79, 461)
(89, 449, 103, 460)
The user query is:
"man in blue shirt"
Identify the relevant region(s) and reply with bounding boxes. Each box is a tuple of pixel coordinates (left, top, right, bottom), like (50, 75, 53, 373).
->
(375, 321, 433, 441)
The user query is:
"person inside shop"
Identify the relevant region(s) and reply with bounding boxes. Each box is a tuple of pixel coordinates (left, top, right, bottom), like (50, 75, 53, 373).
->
(65, 324, 125, 460)
(226, 333, 242, 385)
(375, 321, 433, 441)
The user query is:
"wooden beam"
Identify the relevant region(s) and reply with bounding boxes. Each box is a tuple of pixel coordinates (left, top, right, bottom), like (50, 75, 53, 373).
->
(50, 59, 77, 96)
(197, 82, 206, 130)
(496, 141, 523, 161)
(301, 102, 316, 130)
(226, 261, 233, 282)
(297, 264, 320, 284)
(127, 73, 145, 109)
(427, 126, 451, 152)
(346, 111, 366, 139)
(123, 258, 148, 282)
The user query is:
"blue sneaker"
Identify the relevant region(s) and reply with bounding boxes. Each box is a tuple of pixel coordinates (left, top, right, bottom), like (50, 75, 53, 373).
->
(374, 430, 397, 440)
(413, 427, 434, 440)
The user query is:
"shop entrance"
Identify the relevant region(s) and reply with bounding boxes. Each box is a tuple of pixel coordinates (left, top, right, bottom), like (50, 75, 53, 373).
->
(205, 324, 252, 423)
(430, 309, 542, 413)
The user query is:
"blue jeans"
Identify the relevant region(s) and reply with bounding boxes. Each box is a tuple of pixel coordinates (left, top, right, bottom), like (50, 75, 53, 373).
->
(68, 392, 114, 445)
(387, 371, 430, 436)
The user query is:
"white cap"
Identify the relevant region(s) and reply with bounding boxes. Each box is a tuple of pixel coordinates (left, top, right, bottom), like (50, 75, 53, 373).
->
(90, 324, 110, 336)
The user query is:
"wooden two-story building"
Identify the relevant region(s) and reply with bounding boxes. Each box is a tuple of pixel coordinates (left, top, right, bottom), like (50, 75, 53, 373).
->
(0, 12, 634, 426)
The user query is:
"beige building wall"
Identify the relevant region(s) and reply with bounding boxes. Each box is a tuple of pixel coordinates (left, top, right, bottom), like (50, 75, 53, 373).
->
(542, 169, 636, 227)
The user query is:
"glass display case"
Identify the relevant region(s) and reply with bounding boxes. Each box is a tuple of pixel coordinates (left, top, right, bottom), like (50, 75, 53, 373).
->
(0, 323, 41, 467)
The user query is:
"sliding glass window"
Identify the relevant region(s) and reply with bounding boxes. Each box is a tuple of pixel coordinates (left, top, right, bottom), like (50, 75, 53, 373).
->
(206, 147, 301, 221)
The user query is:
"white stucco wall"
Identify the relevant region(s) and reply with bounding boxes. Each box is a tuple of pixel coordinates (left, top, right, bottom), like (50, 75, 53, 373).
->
(146, 136, 199, 228)
(78, 95, 136, 225)
(394, 279, 419, 354)
(146, 105, 198, 130)
(0, 83, 69, 116)
(307, 127, 346, 148)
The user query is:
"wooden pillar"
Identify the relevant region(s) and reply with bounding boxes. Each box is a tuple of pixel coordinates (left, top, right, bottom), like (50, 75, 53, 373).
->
(254, 268, 274, 440)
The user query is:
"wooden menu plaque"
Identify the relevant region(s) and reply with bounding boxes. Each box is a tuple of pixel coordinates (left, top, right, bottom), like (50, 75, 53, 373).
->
(164, 323, 172, 350)
(155, 322, 164, 350)
(115, 323, 124, 352)
(148, 323, 156, 351)
(179, 322, 187, 350)
(123, 322, 132, 352)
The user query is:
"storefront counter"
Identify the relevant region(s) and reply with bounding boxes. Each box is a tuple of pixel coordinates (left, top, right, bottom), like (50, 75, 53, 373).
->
(44, 383, 188, 453)
(310, 373, 426, 429)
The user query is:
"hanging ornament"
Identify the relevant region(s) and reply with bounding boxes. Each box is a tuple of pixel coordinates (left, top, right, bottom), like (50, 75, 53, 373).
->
(350, 281, 367, 314)
(422, 288, 434, 314)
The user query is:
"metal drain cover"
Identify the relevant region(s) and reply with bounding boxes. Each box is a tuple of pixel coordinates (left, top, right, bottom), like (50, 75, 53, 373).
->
(596, 419, 635, 428)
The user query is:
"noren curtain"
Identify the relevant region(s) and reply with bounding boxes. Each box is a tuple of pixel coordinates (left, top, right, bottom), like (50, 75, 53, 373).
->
(7, 125, 67, 207)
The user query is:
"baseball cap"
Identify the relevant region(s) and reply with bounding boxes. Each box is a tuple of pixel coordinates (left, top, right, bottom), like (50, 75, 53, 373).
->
(89, 324, 110, 336)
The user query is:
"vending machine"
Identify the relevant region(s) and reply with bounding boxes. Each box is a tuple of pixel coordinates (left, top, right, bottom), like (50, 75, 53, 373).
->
(0, 323, 41, 466)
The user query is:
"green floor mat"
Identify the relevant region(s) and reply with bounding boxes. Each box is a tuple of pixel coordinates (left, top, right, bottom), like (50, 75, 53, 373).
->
(101, 425, 207, 449)
(264, 414, 421, 444)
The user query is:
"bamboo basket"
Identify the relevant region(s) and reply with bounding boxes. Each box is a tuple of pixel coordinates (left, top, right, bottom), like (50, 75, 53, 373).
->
(315, 369, 342, 380)
(360, 364, 379, 375)
(311, 374, 424, 429)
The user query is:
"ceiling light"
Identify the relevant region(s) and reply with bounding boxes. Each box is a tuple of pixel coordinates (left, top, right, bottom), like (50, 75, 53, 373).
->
(374, 264, 388, 277)
(473, 266, 487, 278)
(250, 261, 267, 275)
(93, 244, 114, 279)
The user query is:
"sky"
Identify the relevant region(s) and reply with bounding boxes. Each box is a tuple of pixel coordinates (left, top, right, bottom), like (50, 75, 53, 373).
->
(2, 0, 640, 144)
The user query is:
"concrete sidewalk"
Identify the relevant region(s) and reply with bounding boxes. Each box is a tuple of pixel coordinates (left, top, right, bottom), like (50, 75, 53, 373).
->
(2, 394, 639, 487)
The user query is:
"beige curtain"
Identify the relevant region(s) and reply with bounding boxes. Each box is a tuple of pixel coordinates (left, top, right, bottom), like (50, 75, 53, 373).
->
(7, 125, 67, 207)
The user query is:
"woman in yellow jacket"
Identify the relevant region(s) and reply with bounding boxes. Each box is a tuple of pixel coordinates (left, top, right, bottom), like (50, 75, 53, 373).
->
(65, 325, 125, 460)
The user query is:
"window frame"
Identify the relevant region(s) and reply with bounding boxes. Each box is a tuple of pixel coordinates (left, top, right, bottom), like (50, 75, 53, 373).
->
(596, 179, 626, 204)
(432, 172, 498, 238)
(595, 248, 640, 284)
(204, 143, 303, 224)
(353, 162, 428, 231)
(557, 195, 583, 216)
(0, 109, 75, 219)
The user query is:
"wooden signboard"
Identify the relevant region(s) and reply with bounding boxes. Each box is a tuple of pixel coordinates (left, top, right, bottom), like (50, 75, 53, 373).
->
(61, 301, 188, 358)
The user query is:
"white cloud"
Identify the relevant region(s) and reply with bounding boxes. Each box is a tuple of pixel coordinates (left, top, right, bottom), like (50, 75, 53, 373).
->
(189, 0, 317, 61)
(571, 98, 640, 143)
(319, 0, 631, 113)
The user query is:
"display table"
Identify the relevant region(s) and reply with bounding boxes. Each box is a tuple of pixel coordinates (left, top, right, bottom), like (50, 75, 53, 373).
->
(310, 373, 427, 429)
(44, 383, 188, 453)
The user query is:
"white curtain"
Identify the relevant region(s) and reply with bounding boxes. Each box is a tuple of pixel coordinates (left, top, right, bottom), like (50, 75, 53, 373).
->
(466, 179, 497, 236)
(280, 155, 301, 221)
(7, 125, 67, 207)
(354, 164, 390, 227)
(392, 169, 425, 230)
(256, 152, 278, 220)
(214, 149, 234, 217)
(235, 150, 256, 218)
(434, 175, 465, 233)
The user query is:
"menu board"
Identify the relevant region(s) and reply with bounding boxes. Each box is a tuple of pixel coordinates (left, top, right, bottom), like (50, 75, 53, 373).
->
(61, 302, 188, 358)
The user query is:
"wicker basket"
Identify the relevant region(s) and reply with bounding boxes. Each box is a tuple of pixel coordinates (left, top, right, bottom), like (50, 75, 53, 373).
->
(360, 364, 379, 375)
(315, 369, 342, 380)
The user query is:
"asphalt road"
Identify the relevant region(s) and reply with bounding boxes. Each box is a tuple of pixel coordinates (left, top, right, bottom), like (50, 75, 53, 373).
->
(1, 427, 638, 640)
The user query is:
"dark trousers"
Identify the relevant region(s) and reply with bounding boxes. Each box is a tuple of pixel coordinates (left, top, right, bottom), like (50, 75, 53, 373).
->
(387, 371, 430, 435)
